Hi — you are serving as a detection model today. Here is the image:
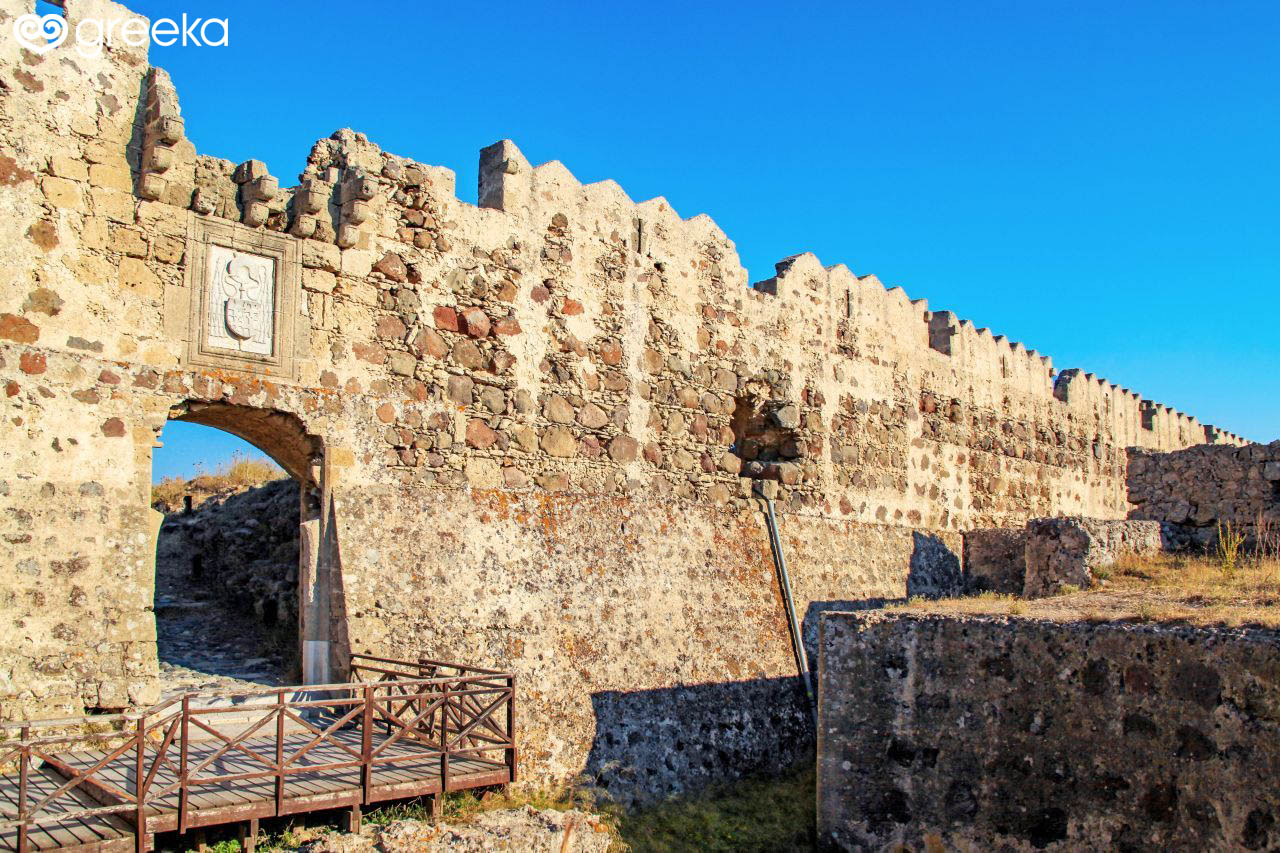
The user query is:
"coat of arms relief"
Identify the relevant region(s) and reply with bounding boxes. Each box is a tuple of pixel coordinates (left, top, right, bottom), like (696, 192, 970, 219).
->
(205, 245, 276, 356)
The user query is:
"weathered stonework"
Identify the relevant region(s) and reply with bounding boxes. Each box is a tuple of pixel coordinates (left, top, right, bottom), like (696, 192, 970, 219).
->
(962, 527, 1027, 593)
(160, 478, 301, 632)
(818, 612, 1280, 851)
(1023, 517, 1162, 598)
(0, 0, 1253, 795)
(1128, 441, 1280, 550)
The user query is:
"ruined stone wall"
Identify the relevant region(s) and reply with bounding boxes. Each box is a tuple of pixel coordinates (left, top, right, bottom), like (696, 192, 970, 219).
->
(159, 478, 300, 630)
(1128, 442, 1280, 550)
(818, 611, 1280, 850)
(1022, 517, 1162, 597)
(0, 0, 1249, 792)
(961, 527, 1026, 593)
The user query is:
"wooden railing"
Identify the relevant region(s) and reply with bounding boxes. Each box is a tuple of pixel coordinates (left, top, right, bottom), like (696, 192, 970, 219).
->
(0, 655, 516, 853)
(348, 654, 518, 792)
(0, 697, 183, 853)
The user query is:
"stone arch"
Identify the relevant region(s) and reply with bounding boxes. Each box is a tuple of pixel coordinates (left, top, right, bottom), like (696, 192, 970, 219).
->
(167, 400, 323, 486)
(149, 400, 336, 687)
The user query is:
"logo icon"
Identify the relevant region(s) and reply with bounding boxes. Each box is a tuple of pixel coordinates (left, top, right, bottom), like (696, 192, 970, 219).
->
(12, 12, 67, 55)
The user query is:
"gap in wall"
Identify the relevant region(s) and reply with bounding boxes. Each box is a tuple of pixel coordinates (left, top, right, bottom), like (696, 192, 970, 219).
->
(151, 421, 300, 694)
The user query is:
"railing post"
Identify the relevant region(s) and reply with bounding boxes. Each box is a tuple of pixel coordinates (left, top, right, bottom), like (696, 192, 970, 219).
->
(275, 689, 286, 815)
(414, 660, 428, 739)
(506, 675, 518, 784)
(17, 727, 29, 853)
(135, 715, 147, 853)
(440, 682, 450, 793)
(361, 684, 373, 804)
(178, 695, 189, 835)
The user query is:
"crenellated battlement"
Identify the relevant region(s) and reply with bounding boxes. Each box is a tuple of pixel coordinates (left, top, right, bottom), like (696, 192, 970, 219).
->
(112, 61, 1250, 457)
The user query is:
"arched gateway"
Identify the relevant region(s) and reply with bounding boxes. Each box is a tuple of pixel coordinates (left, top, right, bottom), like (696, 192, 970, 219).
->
(151, 402, 332, 688)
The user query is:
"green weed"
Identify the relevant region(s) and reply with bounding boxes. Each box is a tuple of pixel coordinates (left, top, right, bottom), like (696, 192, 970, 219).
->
(613, 761, 815, 852)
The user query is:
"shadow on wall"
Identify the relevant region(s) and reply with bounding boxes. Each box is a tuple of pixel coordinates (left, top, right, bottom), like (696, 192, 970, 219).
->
(797, 533, 960, 686)
(579, 530, 962, 805)
(324, 491, 353, 683)
(906, 532, 963, 599)
(583, 676, 812, 806)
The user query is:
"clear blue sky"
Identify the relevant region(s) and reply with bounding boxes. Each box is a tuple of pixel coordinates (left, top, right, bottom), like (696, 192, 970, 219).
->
(138, 0, 1277, 480)
(154, 422, 277, 482)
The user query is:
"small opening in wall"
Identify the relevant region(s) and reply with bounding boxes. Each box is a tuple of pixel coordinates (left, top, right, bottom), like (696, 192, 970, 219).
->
(730, 395, 802, 478)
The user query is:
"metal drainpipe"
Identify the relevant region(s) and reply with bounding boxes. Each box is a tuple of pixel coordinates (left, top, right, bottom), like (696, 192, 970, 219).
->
(759, 489, 816, 724)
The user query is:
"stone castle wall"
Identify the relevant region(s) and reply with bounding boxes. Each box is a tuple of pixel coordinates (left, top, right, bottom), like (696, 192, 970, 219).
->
(0, 0, 1249, 792)
(818, 612, 1280, 850)
(1128, 442, 1280, 550)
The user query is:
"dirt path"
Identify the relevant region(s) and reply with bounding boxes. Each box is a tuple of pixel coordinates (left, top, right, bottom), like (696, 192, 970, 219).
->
(154, 518, 294, 697)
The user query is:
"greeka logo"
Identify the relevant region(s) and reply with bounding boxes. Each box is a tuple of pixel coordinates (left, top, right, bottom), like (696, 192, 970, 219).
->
(12, 10, 229, 58)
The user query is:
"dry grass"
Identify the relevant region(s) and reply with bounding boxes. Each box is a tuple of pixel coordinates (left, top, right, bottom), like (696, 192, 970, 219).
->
(894, 552, 1280, 629)
(1213, 520, 1247, 577)
(1253, 511, 1280, 564)
(152, 452, 285, 510)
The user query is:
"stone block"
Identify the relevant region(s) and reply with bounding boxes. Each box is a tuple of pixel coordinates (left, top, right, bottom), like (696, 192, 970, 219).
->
(49, 155, 89, 181)
(577, 403, 608, 429)
(153, 234, 185, 264)
(303, 240, 341, 273)
(303, 268, 337, 294)
(374, 252, 407, 282)
(42, 176, 84, 210)
(541, 426, 578, 457)
(118, 257, 163, 301)
(91, 188, 136, 222)
(543, 396, 575, 424)
(387, 352, 416, 376)
(963, 528, 1026, 594)
(1024, 517, 1162, 598)
(451, 340, 488, 371)
(434, 306, 459, 332)
(607, 435, 639, 463)
(459, 307, 491, 338)
(0, 313, 40, 343)
(89, 164, 134, 192)
(110, 228, 148, 258)
(466, 419, 497, 449)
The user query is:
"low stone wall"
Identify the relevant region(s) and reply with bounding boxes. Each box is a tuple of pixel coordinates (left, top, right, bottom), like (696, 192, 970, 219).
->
(961, 517, 1162, 598)
(1128, 442, 1280, 549)
(962, 527, 1026, 593)
(1023, 517, 1161, 597)
(818, 611, 1280, 851)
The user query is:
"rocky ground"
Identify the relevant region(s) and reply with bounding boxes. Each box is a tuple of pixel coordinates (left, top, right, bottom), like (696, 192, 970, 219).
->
(298, 807, 614, 852)
(153, 477, 300, 694)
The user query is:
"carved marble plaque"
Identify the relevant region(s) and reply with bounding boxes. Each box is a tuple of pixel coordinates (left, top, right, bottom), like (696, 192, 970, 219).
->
(179, 217, 301, 378)
(205, 245, 276, 356)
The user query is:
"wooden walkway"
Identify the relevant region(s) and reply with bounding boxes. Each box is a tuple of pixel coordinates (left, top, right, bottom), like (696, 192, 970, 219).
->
(0, 656, 517, 852)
